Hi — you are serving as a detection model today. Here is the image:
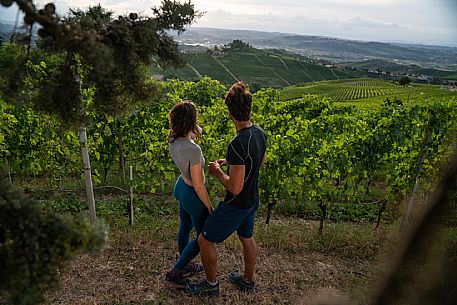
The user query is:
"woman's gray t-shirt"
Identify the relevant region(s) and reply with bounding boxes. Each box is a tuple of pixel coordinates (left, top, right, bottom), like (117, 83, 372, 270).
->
(168, 139, 205, 182)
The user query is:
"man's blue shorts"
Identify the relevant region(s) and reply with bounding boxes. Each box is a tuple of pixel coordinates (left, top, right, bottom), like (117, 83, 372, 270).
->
(202, 201, 259, 244)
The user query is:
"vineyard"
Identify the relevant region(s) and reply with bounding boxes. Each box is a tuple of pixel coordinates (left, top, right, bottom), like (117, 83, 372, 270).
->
(151, 47, 352, 88)
(1, 77, 456, 225)
(1, 1, 457, 304)
(280, 78, 457, 107)
(2, 76, 457, 304)
(326, 80, 398, 101)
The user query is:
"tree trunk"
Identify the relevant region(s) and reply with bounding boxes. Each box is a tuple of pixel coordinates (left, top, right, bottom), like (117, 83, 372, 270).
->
(365, 179, 371, 195)
(265, 195, 275, 225)
(4, 156, 12, 184)
(400, 116, 434, 232)
(318, 202, 327, 234)
(375, 200, 387, 229)
(370, 145, 457, 305)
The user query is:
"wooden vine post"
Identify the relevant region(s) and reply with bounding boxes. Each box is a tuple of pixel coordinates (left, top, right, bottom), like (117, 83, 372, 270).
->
(79, 125, 97, 223)
(77, 75, 97, 223)
(128, 165, 134, 225)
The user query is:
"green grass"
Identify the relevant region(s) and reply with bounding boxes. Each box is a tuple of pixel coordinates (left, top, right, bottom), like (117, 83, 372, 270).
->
(38, 192, 393, 261)
(20, 182, 457, 304)
(37, 191, 454, 265)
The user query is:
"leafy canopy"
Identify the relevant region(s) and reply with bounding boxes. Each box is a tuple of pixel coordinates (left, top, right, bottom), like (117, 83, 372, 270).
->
(1, 0, 202, 123)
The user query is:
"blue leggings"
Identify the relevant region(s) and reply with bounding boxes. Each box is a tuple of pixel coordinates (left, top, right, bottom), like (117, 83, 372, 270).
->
(173, 176, 208, 270)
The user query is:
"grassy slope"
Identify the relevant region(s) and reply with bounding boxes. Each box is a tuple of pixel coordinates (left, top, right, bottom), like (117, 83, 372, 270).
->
(154, 47, 354, 88)
(37, 193, 457, 305)
(40, 194, 393, 305)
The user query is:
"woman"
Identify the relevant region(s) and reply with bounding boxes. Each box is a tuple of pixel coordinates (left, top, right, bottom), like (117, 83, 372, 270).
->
(166, 100, 213, 287)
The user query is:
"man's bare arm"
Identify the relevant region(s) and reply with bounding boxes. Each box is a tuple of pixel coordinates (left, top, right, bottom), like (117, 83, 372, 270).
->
(209, 162, 245, 195)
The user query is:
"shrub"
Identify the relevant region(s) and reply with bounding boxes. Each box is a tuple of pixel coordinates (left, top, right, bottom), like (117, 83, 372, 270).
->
(0, 177, 108, 305)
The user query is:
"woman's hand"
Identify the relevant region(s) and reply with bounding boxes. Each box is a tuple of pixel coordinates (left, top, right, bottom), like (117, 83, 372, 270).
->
(190, 163, 213, 214)
(206, 204, 214, 214)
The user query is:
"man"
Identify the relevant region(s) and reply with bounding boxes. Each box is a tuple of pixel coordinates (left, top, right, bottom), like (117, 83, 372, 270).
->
(186, 82, 267, 296)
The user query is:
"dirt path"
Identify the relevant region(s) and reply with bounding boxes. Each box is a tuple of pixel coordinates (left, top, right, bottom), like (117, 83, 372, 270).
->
(298, 61, 315, 82)
(210, 55, 239, 82)
(279, 58, 289, 70)
(46, 227, 374, 305)
(329, 68, 340, 80)
(254, 55, 291, 86)
(187, 63, 202, 79)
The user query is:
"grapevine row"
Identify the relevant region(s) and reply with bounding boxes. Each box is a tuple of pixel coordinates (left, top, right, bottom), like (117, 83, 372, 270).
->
(1, 78, 456, 220)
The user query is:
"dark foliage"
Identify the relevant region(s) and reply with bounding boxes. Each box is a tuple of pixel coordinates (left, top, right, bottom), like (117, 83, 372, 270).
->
(1, 1, 202, 123)
(0, 176, 108, 305)
(399, 75, 412, 86)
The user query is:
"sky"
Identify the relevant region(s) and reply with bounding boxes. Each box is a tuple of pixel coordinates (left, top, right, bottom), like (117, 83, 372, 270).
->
(1, 0, 456, 46)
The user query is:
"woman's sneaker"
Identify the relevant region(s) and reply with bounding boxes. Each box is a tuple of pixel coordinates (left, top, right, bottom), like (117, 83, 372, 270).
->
(186, 279, 220, 296)
(182, 262, 205, 277)
(227, 273, 256, 292)
(165, 269, 187, 288)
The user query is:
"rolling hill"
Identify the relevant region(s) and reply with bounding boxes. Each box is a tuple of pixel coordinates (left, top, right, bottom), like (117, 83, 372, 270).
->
(344, 59, 457, 81)
(175, 27, 457, 70)
(151, 46, 353, 88)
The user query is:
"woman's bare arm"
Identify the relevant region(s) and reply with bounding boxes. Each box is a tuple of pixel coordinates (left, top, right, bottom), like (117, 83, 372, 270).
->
(190, 163, 213, 213)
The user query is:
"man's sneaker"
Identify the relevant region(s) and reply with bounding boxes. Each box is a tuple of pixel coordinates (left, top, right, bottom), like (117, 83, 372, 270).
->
(165, 269, 186, 288)
(182, 262, 205, 277)
(227, 273, 256, 292)
(186, 279, 220, 297)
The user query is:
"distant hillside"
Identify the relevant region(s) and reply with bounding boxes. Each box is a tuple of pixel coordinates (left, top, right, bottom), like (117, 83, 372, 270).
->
(0, 22, 14, 41)
(345, 59, 457, 81)
(0, 22, 39, 42)
(151, 46, 353, 88)
(176, 27, 457, 70)
(343, 59, 421, 72)
(280, 78, 457, 109)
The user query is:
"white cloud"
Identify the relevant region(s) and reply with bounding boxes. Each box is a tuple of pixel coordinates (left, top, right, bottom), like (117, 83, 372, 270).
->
(342, 17, 402, 30)
(194, 9, 456, 46)
(0, 0, 456, 46)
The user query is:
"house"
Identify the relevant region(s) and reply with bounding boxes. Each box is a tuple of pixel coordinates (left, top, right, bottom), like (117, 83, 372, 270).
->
(207, 46, 226, 57)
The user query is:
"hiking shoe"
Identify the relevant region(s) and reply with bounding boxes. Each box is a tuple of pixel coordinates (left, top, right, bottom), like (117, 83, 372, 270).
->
(182, 262, 205, 277)
(165, 269, 187, 288)
(186, 279, 220, 297)
(227, 273, 256, 292)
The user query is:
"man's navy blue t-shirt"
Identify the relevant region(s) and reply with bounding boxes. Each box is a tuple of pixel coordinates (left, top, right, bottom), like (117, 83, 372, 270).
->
(224, 124, 267, 209)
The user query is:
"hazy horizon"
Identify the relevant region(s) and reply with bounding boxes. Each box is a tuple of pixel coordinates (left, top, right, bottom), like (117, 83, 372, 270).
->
(1, 0, 456, 47)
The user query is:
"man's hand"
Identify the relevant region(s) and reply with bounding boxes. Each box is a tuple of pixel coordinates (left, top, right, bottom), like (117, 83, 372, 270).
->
(209, 161, 245, 195)
(208, 161, 221, 176)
